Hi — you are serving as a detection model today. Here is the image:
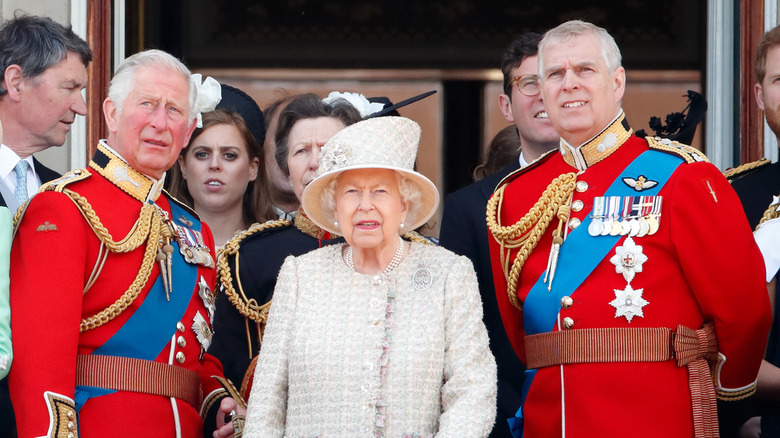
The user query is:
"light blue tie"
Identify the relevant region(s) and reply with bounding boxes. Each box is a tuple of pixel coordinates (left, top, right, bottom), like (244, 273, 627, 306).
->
(14, 160, 29, 203)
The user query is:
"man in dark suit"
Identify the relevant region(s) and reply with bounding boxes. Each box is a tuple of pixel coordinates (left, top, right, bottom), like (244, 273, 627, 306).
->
(730, 25, 780, 231)
(0, 13, 91, 437)
(0, 14, 92, 211)
(438, 33, 559, 438)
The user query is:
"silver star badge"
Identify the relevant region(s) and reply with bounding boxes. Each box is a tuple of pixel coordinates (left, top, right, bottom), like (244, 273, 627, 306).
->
(609, 236, 648, 283)
(192, 310, 213, 352)
(198, 276, 215, 323)
(609, 285, 649, 323)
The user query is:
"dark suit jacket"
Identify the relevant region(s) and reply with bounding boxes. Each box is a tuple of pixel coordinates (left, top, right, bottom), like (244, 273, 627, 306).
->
(0, 157, 60, 208)
(730, 160, 780, 230)
(439, 158, 523, 438)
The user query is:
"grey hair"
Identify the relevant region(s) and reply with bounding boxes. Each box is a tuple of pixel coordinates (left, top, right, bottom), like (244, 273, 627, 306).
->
(321, 171, 423, 233)
(538, 20, 622, 78)
(0, 13, 92, 96)
(108, 49, 197, 124)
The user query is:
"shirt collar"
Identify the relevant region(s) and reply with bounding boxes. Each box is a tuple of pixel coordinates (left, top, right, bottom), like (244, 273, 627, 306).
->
(518, 152, 529, 167)
(273, 205, 299, 221)
(0, 144, 36, 181)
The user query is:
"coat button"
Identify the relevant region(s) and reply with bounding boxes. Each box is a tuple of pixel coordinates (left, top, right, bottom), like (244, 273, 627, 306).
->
(571, 200, 584, 212)
(562, 317, 575, 330)
(176, 352, 185, 363)
(576, 181, 589, 192)
(176, 322, 185, 333)
(569, 218, 581, 229)
(561, 296, 573, 309)
(177, 336, 186, 347)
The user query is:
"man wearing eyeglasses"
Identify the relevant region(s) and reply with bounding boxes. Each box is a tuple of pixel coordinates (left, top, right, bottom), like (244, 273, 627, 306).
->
(439, 32, 559, 438)
(487, 20, 769, 437)
(496, 34, 561, 167)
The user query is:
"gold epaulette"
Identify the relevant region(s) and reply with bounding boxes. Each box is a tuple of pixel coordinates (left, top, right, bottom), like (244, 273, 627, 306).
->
(723, 158, 771, 182)
(646, 136, 709, 164)
(217, 219, 291, 322)
(402, 230, 435, 245)
(13, 168, 92, 231)
(40, 168, 91, 193)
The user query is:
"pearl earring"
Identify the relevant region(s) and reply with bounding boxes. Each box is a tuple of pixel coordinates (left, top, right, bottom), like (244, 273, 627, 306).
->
(400, 222, 405, 228)
(334, 220, 339, 227)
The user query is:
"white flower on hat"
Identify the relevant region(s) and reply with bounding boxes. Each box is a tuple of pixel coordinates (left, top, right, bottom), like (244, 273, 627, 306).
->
(318, 143, 354, 175)
(322, 91, 385, 118)
(191, 74, 222, 128)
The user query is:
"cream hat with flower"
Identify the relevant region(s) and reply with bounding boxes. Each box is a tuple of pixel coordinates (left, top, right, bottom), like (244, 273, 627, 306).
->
(301, 116, 439, 236)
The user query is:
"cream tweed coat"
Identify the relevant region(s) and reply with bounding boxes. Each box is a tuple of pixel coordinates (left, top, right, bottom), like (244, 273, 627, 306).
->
(244, 242, 497, 438)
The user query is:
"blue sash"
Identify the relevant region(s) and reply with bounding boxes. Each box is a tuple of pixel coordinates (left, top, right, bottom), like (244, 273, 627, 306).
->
(508, 150, 683, 437)
(75, 199, 201, 410)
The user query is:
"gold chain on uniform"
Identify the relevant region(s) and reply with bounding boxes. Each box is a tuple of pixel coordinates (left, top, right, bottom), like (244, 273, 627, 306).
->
(217, 220, 291, 323)
(758, 201, 780, 230)
(402, 230, 434, 245)
(486, 173, 577, 310)
(62, 189, 174, 332)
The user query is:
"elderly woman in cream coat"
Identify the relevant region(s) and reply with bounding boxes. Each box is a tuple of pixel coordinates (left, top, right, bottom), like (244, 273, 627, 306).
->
(244, 116, 497, 438)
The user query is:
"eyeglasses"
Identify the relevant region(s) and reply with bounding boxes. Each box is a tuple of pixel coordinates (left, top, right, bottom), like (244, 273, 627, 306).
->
(510, 74, 541, 97)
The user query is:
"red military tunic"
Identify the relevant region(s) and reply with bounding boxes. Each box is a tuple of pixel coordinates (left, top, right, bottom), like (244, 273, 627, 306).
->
(10, 143, 234, 438)
(487, 114, 771, 438)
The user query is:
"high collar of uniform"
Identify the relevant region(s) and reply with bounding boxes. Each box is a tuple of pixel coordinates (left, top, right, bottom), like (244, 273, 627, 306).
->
(294, 207, 334, 240)
(559, 111, 633, 171)
(89, 140, 165, 203)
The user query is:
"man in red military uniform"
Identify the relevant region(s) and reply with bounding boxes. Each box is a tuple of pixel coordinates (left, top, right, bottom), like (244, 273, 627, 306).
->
(487, 20, 771, 438)
(9, 49, 243, 437)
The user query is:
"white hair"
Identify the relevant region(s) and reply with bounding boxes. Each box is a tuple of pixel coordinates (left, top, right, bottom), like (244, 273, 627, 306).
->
(538, 20, 622, 78)
(321, 170, 423, 233)
(107, 49, 197, 123)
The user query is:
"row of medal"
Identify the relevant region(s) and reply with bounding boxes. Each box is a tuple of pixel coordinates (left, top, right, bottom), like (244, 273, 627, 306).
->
(175, 222, 215, 268)
(587, 195, 663, 238)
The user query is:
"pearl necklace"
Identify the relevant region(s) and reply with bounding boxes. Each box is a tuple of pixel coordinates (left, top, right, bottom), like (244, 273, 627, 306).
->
(345, 236, 405, 275)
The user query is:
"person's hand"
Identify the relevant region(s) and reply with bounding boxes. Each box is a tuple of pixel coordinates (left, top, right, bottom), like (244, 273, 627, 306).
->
(738, 416, 761, 438)
(213, 397, 246, 438)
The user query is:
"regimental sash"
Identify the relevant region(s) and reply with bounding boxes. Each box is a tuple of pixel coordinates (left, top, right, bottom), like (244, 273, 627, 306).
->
(508, 150, 683, 438)
(74, 199, 202, 410)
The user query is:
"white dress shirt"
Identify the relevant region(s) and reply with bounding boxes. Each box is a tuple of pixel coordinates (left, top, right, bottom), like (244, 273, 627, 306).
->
(0, 144, 40, 200)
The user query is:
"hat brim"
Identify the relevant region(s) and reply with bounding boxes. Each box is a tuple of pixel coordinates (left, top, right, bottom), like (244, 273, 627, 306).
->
(301, 164, 440, 237)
